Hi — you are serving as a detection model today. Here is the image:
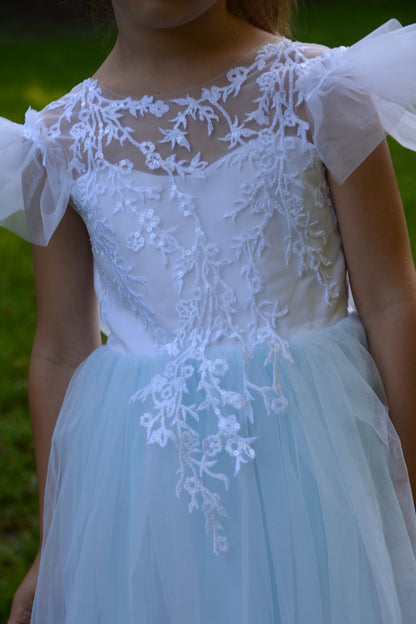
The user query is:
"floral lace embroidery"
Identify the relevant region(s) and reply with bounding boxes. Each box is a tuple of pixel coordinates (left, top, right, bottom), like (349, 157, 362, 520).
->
(36, 39, 344, 553)
(130, 351, 258, 554)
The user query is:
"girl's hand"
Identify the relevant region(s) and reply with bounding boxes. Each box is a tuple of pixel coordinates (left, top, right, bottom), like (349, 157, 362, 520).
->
(7, 550, 41, 624)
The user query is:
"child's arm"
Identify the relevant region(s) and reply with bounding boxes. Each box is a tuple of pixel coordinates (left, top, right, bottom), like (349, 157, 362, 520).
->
(8, 206, 101, 624)
(29, 205, 102, 538)
(328, 140, 416, 501)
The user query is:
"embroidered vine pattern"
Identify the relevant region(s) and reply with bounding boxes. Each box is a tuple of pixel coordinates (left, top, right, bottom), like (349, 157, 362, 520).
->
(130, 348, 259, 554)
(71, 175, 170, 345)
(35, 39, 343, 553)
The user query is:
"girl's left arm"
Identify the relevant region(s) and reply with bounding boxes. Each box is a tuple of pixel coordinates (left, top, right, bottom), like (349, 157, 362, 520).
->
(328, 140, 416, 502)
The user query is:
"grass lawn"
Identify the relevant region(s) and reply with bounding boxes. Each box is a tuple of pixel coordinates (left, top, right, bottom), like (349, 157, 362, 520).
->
(0, 1, 415, 618)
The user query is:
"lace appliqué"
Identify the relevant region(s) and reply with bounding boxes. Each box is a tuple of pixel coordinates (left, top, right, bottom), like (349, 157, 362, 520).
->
(38, 38, 346, 554)
(129, 337, 290, 554)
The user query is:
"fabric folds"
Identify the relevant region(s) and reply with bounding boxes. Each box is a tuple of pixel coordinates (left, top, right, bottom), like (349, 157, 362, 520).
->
(297, 19, 416, 183)
(30, 314, 416, 623)
(0, 109, 71, 245)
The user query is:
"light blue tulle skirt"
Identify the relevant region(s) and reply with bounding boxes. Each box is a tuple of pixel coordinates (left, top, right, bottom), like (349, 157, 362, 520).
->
(31, 314, 416, 623)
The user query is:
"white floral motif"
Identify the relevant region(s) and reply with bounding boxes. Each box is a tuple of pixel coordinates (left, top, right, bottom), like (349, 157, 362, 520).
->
(127, 231, 145, 251)
(38, 38, 346, 554)
(219, 115, 257, 148)
(159, 126, 191, 150)
(130, 348, 258, 554)
(71, 182, 169, 344)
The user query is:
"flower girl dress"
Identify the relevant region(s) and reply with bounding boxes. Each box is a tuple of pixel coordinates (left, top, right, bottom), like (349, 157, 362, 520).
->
(1, 19, 416, 624)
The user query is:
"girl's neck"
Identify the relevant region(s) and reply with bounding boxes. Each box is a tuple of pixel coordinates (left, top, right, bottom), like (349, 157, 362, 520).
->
(94, 2, 277, 97)
(113, 2, 231, 66)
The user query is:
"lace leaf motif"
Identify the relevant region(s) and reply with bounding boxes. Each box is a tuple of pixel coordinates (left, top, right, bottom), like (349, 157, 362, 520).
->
(42, 38, 342, 555)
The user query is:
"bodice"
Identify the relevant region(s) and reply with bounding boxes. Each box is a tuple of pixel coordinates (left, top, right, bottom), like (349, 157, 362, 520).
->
(72, 139, 347, 355)
(41, 37, 349, 357)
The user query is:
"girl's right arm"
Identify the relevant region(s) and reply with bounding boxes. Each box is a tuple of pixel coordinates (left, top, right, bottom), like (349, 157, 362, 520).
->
(8, 205, 102, 624)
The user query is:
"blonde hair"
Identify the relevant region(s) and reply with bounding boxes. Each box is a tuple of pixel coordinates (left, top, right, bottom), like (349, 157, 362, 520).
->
(226, 0, 298, 36)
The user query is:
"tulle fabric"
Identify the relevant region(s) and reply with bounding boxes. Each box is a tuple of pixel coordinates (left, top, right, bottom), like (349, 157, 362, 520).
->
(31, 314, 416, 624)
(297, 19, 416, 183)
(0, 110, 71, 245)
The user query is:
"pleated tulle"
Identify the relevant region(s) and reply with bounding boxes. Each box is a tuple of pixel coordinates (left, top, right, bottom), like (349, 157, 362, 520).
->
(31, 315, 416, 624)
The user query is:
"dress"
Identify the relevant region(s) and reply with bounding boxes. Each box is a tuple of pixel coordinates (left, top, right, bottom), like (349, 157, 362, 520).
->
(1, 18, 416, 623)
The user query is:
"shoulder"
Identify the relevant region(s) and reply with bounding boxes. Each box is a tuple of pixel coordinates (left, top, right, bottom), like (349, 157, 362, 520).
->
(261, 37, 335, 89)
(0, 84, 87, 245)
(43, 81, 87, 113)
(253, 37, 333, 102)
(291, 41, 331, 60)
(274, 38, 333, 66)
(290, 19, 416, 183)
(21, 80, 93, 168)
(22, 80, 96, 149)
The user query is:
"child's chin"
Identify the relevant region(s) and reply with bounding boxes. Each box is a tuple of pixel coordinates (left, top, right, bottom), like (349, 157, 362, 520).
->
(113, 0, 219, 31)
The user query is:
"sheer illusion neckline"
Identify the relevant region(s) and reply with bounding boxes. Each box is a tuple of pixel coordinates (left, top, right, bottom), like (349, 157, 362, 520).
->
(88, 36, 286, 103)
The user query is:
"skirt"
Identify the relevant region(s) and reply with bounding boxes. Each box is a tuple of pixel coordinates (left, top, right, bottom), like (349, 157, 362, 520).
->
(31, 314, 416, 623)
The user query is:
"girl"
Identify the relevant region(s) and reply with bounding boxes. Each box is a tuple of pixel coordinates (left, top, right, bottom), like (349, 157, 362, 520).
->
(2, 1, 416, 622)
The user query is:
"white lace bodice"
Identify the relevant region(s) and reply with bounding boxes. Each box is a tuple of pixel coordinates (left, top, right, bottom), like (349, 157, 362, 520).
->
(2, 20, 416, 554)
(35, 38, 348, 358)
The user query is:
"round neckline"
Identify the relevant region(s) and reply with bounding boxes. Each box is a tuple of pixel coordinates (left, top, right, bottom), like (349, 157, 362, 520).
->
(89, 36, 286, 103)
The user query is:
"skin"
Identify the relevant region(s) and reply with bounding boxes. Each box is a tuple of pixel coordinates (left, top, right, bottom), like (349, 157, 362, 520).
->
(93, 0, 278, 96)
(8, 1, 416, 622)
(328, 143, 416, 499)
(8, 206, 102, 624)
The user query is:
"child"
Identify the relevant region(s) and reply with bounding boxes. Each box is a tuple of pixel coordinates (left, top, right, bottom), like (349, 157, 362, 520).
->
(2, 1, 416, 622)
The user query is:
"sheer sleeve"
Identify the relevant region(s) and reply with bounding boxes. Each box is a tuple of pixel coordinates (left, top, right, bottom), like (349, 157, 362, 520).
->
(0, 107, 72, 245)
(296, 19, 416, 184)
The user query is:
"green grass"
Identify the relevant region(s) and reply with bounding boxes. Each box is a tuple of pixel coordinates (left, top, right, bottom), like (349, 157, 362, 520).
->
(0, 1, 416, 619)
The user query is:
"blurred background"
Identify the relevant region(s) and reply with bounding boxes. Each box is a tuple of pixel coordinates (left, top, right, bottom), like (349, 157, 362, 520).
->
(0, 0, 416, 619)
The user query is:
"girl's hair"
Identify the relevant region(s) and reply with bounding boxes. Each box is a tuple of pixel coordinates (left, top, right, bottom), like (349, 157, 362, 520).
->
(88, 1, 297, 37)
(227, 0, 298, 36)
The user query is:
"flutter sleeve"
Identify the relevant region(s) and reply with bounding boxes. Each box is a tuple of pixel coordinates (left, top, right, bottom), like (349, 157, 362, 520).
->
(296, 19, 416, 184)
(0, 107, 72, 245)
